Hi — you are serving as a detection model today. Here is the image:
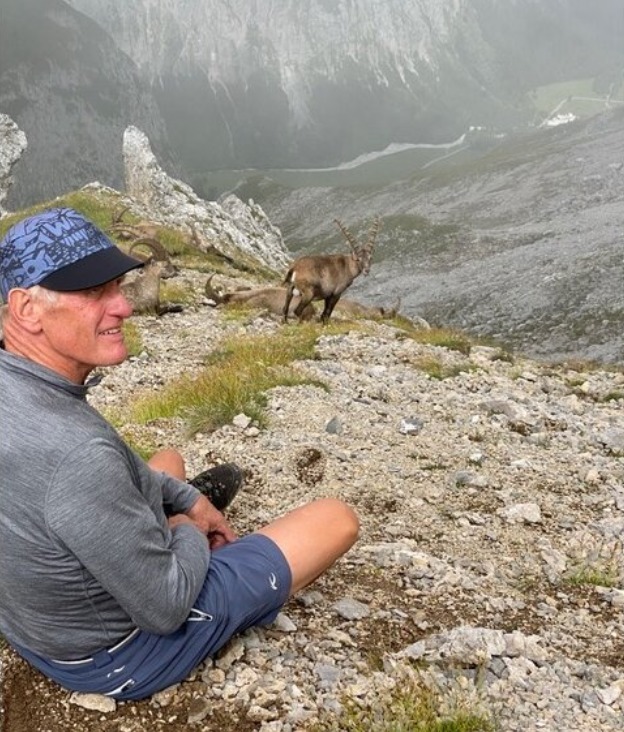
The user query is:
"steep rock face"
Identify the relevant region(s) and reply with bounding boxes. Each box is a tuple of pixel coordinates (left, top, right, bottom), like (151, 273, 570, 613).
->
(122, 126, 290, 271)
(0, 115, 27, 217)
(65, 0, 622, 174)
(0, 0, 172, 209)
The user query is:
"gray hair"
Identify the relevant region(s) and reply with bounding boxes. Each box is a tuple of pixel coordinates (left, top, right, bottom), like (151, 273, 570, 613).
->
(27, 285, 60, 304)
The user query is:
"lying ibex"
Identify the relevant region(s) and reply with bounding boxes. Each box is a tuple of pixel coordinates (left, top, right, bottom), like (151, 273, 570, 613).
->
(128, 238, 177, 279)
(109, 206, 161, 241)
(204, 275, 399, 323)
(204, 276, 316, 321)
(335, 296, 401, 320)
(283, 217, 381, 324)
(121, 239, 181, 315)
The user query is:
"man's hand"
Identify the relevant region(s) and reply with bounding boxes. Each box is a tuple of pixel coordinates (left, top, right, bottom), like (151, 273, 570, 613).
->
(179, 494, 237, 548)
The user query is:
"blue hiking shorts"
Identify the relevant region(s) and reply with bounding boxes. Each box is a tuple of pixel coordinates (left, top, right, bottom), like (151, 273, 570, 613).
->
(13, 534, 291, 700)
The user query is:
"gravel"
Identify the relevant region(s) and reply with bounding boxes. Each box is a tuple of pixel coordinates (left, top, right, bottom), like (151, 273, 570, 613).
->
(2, 276, 624, 731)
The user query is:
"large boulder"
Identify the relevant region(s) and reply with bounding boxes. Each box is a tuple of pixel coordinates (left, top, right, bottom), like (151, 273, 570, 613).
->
(0, 115, 27, 218)
(122, 126, 291, 271)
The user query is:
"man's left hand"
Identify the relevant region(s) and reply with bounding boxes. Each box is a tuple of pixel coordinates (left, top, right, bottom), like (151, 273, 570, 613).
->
(186, 495, 237, 548)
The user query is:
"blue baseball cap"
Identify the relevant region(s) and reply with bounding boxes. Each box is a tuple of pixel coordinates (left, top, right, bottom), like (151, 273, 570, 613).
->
(0, 207, 144, 299)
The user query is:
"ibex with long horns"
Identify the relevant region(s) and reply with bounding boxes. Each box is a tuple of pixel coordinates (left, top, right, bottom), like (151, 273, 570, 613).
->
(283, 217, 380, 325)
(121, 238, 180, 314)
(109, 205, 162, 242)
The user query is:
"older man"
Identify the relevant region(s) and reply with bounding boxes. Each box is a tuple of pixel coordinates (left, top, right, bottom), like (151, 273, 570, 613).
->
(0, 207, 359, 700)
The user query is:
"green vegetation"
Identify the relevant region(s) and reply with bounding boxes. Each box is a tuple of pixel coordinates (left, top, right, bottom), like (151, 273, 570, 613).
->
(0, 189, 273, 278)
(410, 354, 473, 381)
(310, 676, 495, 732)
(403, 327, 473, 356)
(564, 550, 621, 589)
(119, 432, 159, 463)
(564, 565, 620, 589)
(121, 320, 144, 358)
(159, 280, 197, 307)
(0, 190, 117, 238)
(122, 324, 351, 434)
(530, 77, 624, 120)
(599, 390, 624, 403)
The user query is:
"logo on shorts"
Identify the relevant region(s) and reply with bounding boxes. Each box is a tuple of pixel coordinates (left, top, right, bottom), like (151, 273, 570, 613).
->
(269, 572, 278, 591)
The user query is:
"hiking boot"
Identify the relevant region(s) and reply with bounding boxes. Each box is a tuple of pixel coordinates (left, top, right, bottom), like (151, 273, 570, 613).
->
(188, 462, 244, 511)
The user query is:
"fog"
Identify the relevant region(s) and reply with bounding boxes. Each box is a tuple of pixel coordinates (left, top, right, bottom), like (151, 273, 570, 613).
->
(1, 0, 623, 207)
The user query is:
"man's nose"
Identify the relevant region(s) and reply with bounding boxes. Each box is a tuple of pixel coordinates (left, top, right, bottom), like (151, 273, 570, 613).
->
(110, 285, 134, 317)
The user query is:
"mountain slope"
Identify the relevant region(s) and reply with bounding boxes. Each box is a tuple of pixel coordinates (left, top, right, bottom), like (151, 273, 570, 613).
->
(246, 109, 624, 363)
(64, 0, 624, 174)
(0, 0, 173, 208)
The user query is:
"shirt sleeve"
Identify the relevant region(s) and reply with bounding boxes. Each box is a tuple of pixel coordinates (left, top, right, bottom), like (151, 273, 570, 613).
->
(45, 437, 210, 635)
(133, 454, 202, 515)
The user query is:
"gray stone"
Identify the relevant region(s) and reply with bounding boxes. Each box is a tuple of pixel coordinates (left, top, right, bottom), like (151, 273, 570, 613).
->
(0, 114, 27, 217)
(122, 126, 290, 271)
(331, 598, 371, 620)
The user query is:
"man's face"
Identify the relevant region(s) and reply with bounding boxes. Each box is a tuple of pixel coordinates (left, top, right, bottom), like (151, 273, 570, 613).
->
(38, 277, 133, 383)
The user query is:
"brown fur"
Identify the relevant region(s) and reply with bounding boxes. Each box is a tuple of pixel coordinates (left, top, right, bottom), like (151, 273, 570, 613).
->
(204, 277, 316, 321)
(283, 217, 380, 324)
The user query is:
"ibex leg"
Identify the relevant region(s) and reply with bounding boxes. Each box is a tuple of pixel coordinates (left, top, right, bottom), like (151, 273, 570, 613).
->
(294, 295, 314, 323)
(320, 294, 341, 324)
(283, 284, 295, 323)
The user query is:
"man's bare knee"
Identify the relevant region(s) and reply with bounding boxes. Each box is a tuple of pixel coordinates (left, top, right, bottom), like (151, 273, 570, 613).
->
(257, 497, 359, 595)
(148, 449, 186, 480)
(318, 497, 359, 545)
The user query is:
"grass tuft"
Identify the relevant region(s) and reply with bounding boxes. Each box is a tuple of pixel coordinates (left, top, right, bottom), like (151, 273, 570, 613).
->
(310, 674, 495, 732)
(410, 354, 473, 380)
(125, 324, 337, 434)
(403, 327, 474, 355)
(564, 566, 619, 588)
(122, 320, 144, 358)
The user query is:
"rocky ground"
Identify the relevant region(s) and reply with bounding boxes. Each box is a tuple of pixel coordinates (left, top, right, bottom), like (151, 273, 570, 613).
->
(2, 269, 624, 731)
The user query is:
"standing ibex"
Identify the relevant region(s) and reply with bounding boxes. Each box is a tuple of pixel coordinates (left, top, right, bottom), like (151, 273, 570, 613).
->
(283, 217, 381, 324)
(204, 275, 400, 323)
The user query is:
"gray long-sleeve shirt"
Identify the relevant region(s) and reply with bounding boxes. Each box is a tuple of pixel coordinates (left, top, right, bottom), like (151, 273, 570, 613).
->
(0, 348, 210, 659)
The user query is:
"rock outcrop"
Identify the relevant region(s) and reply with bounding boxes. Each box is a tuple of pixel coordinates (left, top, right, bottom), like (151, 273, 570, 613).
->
(122, 126, 290, 272)
(0, 115, 27, 217)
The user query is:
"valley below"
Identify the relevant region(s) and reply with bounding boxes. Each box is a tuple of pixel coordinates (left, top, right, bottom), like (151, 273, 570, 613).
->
(217, 108, 624, 365)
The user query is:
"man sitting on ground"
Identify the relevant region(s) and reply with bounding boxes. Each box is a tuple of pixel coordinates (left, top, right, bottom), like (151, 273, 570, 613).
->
(0, 207, 359, 700)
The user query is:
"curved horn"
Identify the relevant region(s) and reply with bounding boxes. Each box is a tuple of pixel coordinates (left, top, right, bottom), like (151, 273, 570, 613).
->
(334, 218, 359, 253)
(112, 204, 130, 225)
(204, 274, 224, 305)
(129, 238, 171, 262)
(366, 217, 381, 251)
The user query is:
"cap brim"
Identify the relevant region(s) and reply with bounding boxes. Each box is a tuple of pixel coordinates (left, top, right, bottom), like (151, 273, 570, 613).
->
(38, 247, 144, 292)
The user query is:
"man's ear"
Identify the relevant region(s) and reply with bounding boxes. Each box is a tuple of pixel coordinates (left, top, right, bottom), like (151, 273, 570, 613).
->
(6, 289, 45, 334)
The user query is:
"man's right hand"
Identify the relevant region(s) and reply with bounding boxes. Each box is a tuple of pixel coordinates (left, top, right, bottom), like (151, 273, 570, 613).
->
(168, 495, 237, 549)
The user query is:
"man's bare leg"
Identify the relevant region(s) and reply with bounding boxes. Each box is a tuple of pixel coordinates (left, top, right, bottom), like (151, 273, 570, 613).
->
(256, 498, 359, 595)
(148, 451, 360, 593)
(148, 449, 186, 481)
